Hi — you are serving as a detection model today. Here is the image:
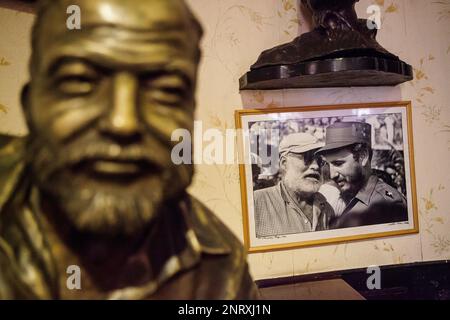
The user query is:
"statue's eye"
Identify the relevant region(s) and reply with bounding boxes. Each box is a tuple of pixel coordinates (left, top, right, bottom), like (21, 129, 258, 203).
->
(51, 61, 100, 96)
(57, 75, 97, 96)
(150, 85, 187, 105)
(142, 74, 190, 106)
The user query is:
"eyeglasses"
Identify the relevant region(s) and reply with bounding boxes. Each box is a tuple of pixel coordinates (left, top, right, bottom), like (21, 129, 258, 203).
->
(287, 151, 325, 167)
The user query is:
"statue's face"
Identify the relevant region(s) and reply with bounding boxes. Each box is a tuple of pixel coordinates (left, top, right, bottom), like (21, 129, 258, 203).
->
(24, 0, 200, 236)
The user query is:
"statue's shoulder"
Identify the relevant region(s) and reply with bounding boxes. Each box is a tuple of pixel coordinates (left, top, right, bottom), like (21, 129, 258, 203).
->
(0, 134, 28, 213)
(0, 134, 27, 162)
(187, 196, 258, 299)
(188, 196, 244, 256)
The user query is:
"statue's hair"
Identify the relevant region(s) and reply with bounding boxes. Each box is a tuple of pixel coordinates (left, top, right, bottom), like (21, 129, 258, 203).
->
(33, 0, 203, 34)
(30, 0, 203, 72)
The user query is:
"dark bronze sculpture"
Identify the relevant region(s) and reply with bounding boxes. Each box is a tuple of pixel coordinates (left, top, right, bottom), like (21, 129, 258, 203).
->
(0, 0, 257, 299)
(240, 0, 413, 89)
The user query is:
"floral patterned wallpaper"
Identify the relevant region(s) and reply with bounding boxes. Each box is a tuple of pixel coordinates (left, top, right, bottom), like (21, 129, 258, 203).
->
(187, 0, 450, 279)
(0, 0, 449, 280)
(0, 8, 31, 135)
(0, 55, 12, 118)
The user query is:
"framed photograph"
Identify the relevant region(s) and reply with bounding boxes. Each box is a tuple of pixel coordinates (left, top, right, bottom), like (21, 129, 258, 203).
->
(235, 101, 419, 253)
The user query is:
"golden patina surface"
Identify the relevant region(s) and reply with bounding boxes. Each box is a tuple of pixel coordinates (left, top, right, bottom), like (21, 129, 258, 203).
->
(0, 0, 257, 299)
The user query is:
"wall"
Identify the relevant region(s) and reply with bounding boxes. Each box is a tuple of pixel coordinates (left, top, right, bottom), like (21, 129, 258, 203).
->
(0, 6, 32, 135)
(0, 0, 449, 281)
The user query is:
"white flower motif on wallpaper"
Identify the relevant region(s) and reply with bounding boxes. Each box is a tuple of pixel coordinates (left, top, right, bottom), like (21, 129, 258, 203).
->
(407, 55, 450, 148)
(247, 90, 281, 109)
(431, 1, 450, 148)
(190, 112, 242, 219)
(421, 106, 441, 125)
(203, 2, 273, 77)
(409, 56, 435, 107)
(431, 1, 450, 55)
(194, 164, 241, 215)
(331, 240, 407, 265)
(432, 0, 450, 21)
(201, 0, 303, 80)
(278, 0, 302, 37)
(233, 5, 273, 31)
(373, 241, 408, 264)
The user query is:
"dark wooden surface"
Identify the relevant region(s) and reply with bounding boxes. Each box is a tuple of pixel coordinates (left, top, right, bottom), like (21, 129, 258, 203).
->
(240, 56, 413, 90)
(259, 278, 365, 300)
(257, 260, 450, 300)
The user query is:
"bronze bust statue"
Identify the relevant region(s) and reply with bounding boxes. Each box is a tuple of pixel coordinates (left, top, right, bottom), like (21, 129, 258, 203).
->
(240, 0, 413, 89)
(0, 0, 257, 299)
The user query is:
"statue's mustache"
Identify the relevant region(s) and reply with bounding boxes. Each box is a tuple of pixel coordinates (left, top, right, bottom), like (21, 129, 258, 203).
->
(31, 139, 166, 180)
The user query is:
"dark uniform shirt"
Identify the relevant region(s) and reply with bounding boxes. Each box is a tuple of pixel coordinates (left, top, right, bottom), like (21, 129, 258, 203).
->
(330, 175, 408, 229)
(0, 135, 258, 299)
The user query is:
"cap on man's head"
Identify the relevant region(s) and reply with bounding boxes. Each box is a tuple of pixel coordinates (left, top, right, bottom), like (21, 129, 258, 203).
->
(316, 121, 372, 155)
(279, 133, 324, 158)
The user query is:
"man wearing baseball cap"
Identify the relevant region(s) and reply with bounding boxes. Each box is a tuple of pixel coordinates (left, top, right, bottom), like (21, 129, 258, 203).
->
(254, 133, 333, 238)
(316, 122, 408, 229)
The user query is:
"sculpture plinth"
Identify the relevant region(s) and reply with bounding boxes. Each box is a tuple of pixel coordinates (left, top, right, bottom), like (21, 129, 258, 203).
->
(240, 0, 413, 90)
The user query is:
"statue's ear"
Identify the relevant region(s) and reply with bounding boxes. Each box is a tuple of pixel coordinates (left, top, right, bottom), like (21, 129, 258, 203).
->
(21, 83, 33, 131)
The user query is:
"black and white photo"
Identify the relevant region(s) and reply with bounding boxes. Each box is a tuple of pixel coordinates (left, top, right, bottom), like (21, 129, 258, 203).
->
(236, 102, 418, 252)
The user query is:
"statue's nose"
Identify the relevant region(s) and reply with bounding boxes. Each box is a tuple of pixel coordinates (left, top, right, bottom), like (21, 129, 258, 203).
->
(99, 72, 141, 138)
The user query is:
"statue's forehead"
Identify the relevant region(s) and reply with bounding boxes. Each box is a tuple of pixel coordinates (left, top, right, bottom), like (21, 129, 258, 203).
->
(41, 0, 193, 32)
(33, 0, 199, 74)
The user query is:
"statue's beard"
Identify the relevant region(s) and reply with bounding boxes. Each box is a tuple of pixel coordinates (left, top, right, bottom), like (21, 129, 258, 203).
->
(39, 172, 166, 237)
(28, 133, 193, 237)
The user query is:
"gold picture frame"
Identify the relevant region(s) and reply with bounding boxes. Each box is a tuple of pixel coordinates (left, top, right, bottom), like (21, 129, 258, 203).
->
(236, 101, 419, 253)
